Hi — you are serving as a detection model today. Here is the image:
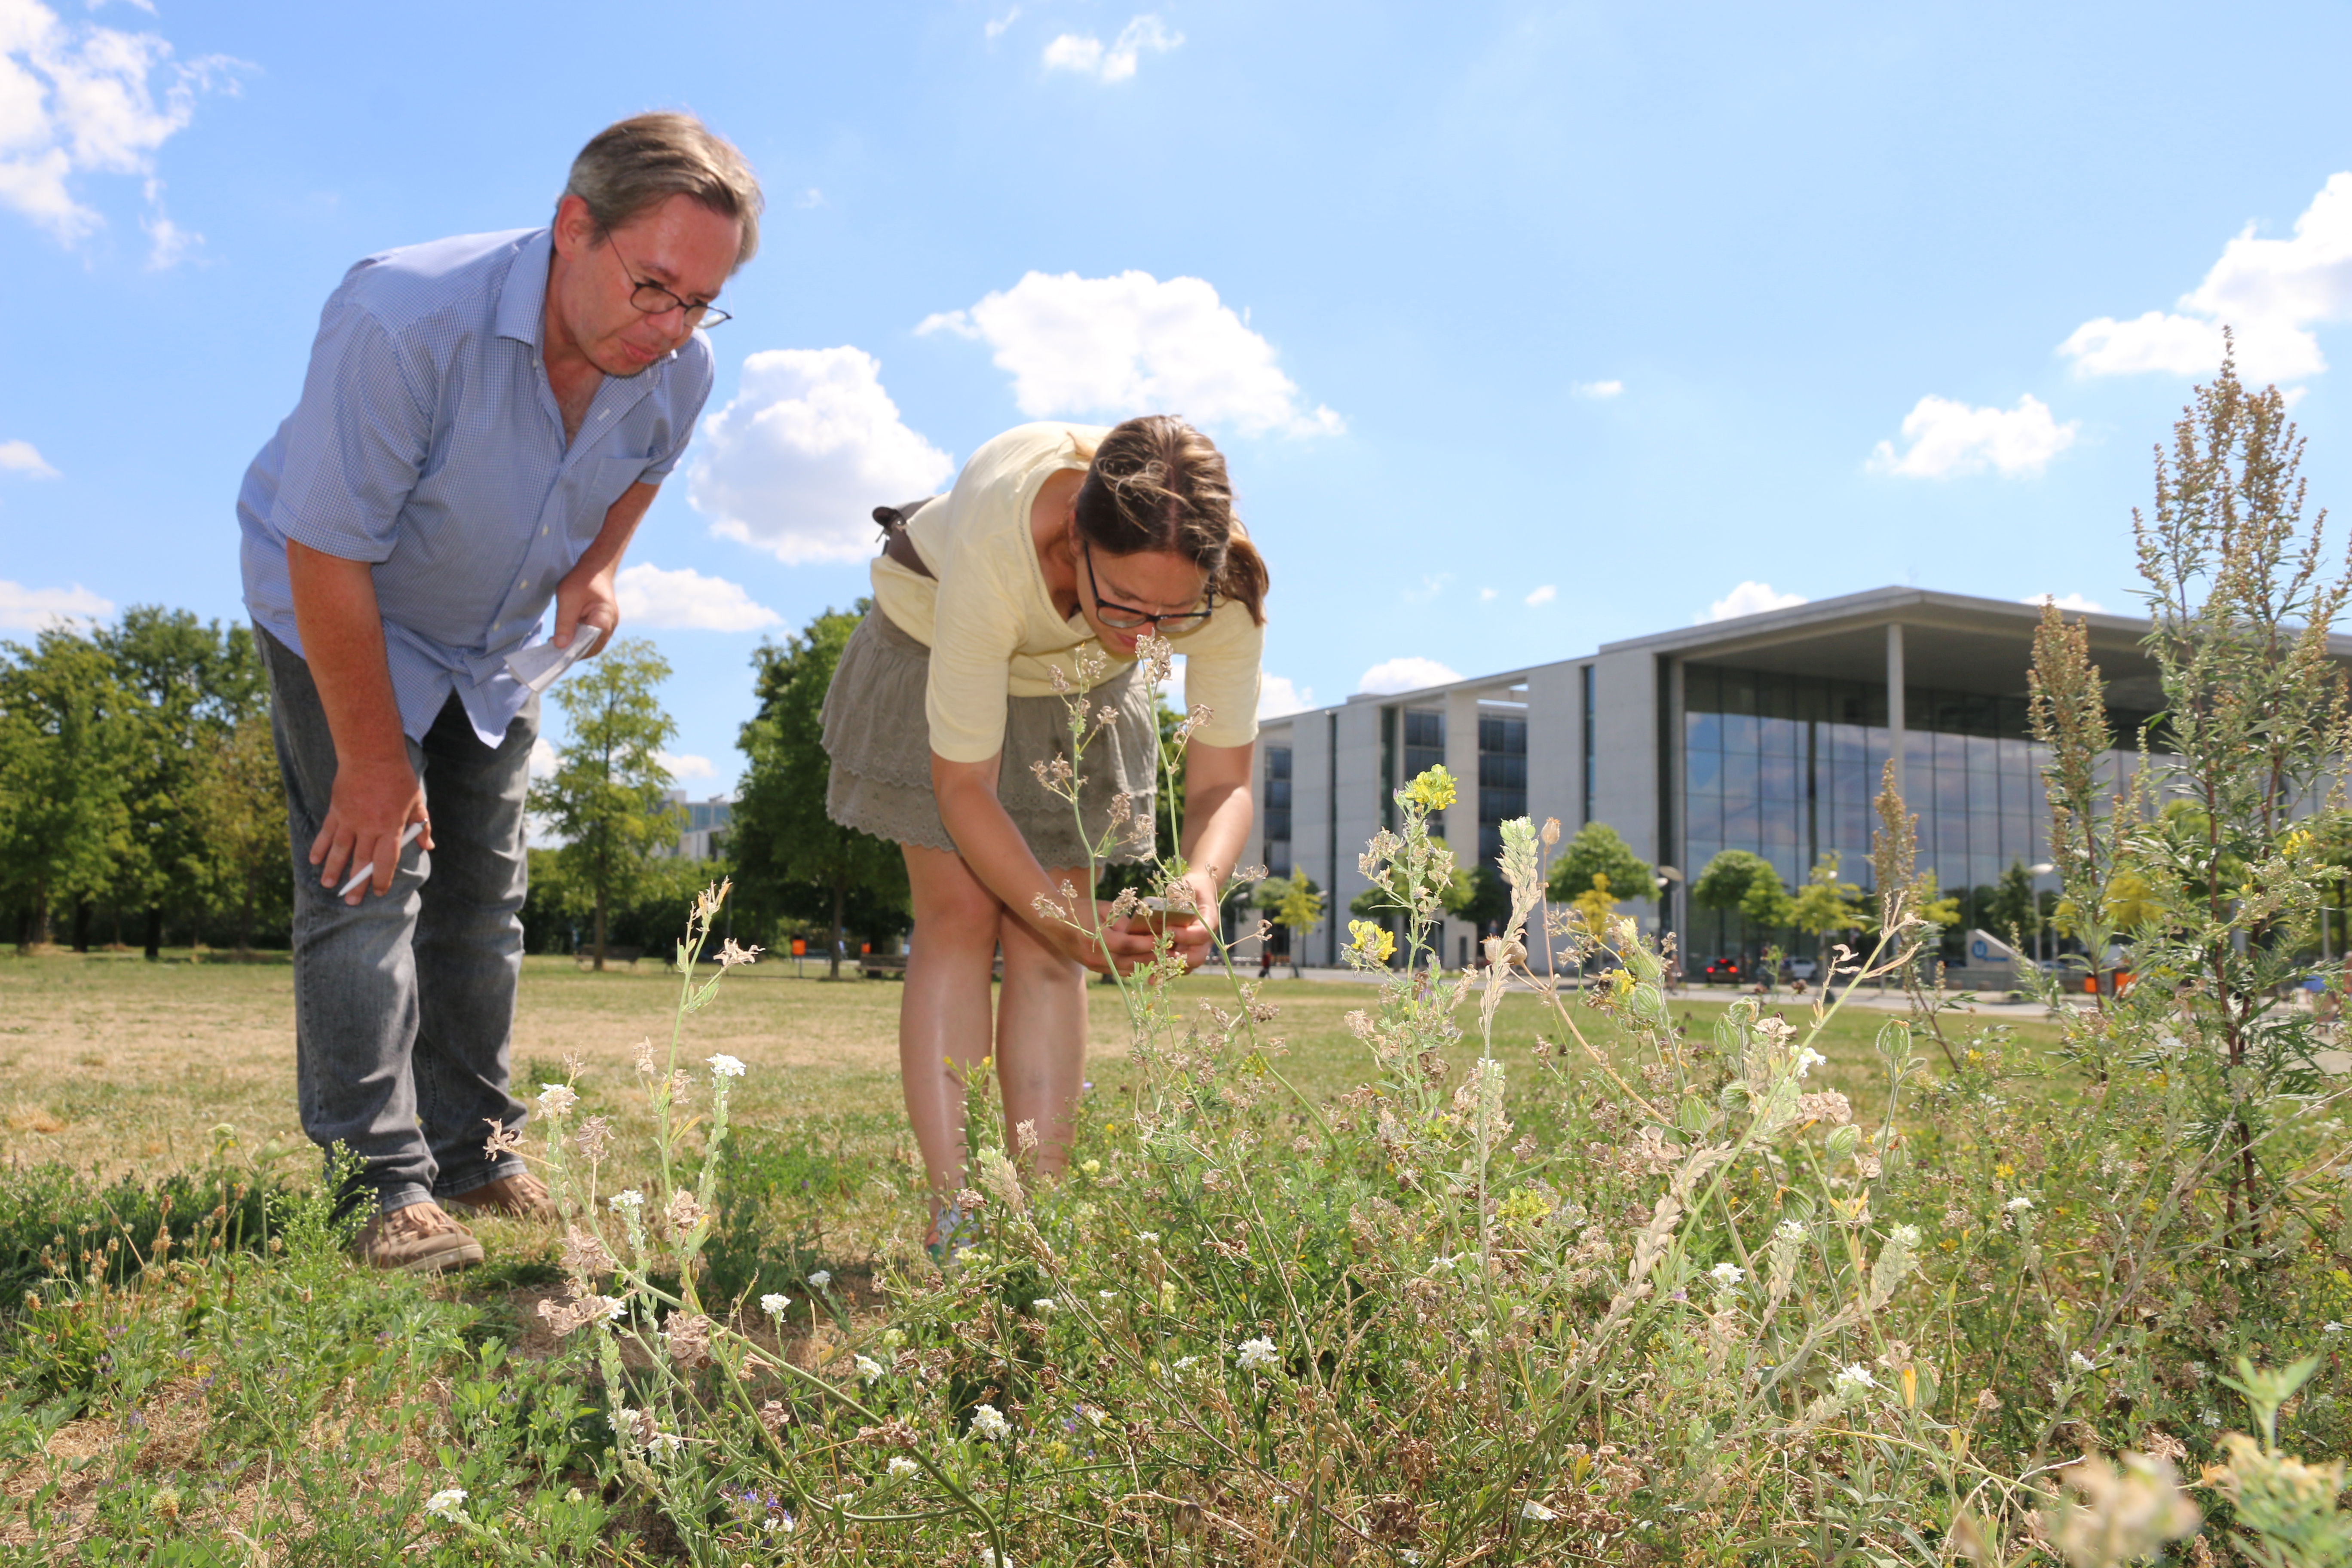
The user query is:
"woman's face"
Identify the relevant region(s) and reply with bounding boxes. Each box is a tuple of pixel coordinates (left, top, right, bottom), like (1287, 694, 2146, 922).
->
(1074, 542, 1212, 656)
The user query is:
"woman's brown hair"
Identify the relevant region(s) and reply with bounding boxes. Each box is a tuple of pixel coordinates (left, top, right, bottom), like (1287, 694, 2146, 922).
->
(1070, 416, 1268, 626)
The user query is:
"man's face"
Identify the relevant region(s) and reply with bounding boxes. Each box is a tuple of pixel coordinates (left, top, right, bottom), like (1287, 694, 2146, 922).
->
(549, 192, 740, 377)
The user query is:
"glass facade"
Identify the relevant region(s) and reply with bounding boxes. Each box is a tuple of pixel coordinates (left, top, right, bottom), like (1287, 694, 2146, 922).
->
(1680, 664, 2152, 963)
(1478, 714, 1528, 865)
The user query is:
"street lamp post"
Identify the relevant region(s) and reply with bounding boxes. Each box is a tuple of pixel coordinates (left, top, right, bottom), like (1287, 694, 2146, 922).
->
(2028, 862, 2055, 971)
(1656, 865, 1684, 984)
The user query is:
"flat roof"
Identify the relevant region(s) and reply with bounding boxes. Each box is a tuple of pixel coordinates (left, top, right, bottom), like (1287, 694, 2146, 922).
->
(1257, 584, 2352, 723)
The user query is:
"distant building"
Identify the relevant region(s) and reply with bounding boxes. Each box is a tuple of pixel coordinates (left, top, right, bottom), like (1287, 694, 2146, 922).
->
(660, 791, 733, 861)
(1251, 585, 2194, 971)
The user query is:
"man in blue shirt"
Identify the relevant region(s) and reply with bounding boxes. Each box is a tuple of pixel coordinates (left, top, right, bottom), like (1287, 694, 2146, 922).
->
(239, 113, 763, 1272)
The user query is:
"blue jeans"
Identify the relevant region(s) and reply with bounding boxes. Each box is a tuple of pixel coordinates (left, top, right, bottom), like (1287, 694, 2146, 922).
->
(260, 627, 533, 1216)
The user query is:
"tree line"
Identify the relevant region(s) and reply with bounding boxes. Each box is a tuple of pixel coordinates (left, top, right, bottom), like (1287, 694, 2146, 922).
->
(0, 611, 285, 956)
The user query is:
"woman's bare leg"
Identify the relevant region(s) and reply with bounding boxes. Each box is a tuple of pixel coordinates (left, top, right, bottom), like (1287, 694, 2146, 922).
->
(899, 844, 1004, 1230)
(994, 864, 1092, 1179)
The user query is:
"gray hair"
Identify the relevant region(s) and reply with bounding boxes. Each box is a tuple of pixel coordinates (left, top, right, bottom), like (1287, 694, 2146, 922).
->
(560, 112, 763, 271)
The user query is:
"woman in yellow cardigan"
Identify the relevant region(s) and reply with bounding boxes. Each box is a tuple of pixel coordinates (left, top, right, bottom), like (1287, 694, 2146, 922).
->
(821, 415, 1267, 1252)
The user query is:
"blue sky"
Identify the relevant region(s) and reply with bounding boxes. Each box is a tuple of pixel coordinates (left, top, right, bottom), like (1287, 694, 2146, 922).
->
(4, 0, 2350, 791)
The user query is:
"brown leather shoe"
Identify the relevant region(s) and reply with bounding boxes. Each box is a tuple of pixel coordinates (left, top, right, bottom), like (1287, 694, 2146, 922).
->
(443, 1170, 557, 1222)
(354, 1202, 484, 1274)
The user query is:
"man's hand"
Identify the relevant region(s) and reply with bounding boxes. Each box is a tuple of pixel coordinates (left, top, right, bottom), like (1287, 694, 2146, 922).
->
(552, 559, 619, 653)
(311, 754, 431, 904)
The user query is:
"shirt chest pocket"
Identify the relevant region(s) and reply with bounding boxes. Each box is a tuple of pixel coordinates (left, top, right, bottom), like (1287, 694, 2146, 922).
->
(567, 454, 654, 537)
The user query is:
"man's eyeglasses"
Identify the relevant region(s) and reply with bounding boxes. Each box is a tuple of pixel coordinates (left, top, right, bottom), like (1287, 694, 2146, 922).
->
(609, 239, 732, 329)
(1083, 542, 1214, 631)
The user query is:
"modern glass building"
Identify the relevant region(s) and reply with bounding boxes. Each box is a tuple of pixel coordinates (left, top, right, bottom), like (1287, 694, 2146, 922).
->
(1249, 586, 2197, 972)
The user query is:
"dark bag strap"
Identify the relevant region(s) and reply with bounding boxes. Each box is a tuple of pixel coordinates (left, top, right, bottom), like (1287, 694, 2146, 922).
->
(873, 497, 941, 580)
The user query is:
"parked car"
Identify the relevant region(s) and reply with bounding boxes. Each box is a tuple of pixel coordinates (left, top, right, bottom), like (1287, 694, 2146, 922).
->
(1787, 958, 1818, 980)
(1703, 957, 1743, 984)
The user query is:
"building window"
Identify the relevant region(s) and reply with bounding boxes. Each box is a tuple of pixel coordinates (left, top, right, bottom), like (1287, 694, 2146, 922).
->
(1477, 713, 1528, 866)
(1580, 665, 1596, 824)
(1678, 661, 2154, 964)
(1262, 746, 1292, 876)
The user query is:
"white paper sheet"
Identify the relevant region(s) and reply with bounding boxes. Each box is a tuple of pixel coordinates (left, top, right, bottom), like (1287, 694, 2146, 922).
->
(505, 625, 605, 695)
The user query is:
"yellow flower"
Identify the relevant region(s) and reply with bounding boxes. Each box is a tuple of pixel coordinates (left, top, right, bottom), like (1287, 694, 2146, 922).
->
(1405, 765, 1457, 812)
(1348, 920, 1397, 963)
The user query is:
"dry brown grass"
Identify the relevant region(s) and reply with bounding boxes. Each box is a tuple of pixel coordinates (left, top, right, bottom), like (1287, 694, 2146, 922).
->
(0, 950, 2067, 1193)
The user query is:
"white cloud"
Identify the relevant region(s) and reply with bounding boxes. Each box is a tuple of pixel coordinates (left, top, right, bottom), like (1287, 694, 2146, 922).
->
(793, 187, 824, 210)
(1524, 584, 1556, 606)
(689, 347, 956, 566)
(918, 270, 1340, 438)
(0, 1, 241, 243)
(0, 579, 111, 631)
(1701, 582, 1807, 624)
(1478, 587, 1497, 601)
(1357, 656, 1461, 696)
(985, 6, 1020, 40)
(0, 438, 58, 478)
(1867, 394, 2078, 479)
(1041, 14, 1180, 82)
(614, 562, 782, 632)
(1572, 380, 1623, 398)
(2024, 592, 2107, 615)
(1258, 674, 1314, 718)
(2060, 173, 2352, 384)
(139, 179, 194, 267)
(528, 736, 559, 779)
(659, 751, 717, 782)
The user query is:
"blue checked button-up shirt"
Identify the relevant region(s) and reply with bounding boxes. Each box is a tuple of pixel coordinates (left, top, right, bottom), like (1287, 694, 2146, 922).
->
(238, 227, 714, 744)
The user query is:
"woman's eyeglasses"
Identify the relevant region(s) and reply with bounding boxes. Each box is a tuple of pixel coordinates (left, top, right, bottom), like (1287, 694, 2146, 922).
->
(1083, 543, 1214, 631)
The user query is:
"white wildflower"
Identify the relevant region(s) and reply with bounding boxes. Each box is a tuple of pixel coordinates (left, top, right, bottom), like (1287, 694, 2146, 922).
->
(1031, 1297, 1055, 1316)
(1793, 1046, 1827, 1078)
(809, 1270, 833, 1289)
(855, 1354, 886, 1384)
(425, 1487, 468, 1520)
(1135, 1231, 1159, 1244)
(968, 1403, 1011, 1442)
(1834, 1363, 1876, 1394)
(536, 1083, 578, 1116)
(610, 1189, 644, 1211)
(648, 1431, 687, 1457)
(761, 1292, 791, 1319)
(1776, 1220, 1806, 1241)
(1709, 1262, 1745, 1287)
(2071, 1351, 2100, 1372)
(2006, 1196, 2035, 1212)
(706, 1054, 746, 1078)
(2328, 1322, 2346, 1335)
(2199, 1408, 2221, 1427)
(1236, 1336, 1281, 1373)
(1099, 1289, 1116, 1301)
(888, 1455, 919, 1478)
(1522, 1499, 1558, 1522)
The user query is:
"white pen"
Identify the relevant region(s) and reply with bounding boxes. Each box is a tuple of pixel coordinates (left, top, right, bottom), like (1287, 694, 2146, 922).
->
(338, 821, 426, 898)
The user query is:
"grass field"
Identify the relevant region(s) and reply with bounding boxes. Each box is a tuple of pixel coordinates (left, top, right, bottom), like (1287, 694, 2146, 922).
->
(0, 948, 2067, 1240)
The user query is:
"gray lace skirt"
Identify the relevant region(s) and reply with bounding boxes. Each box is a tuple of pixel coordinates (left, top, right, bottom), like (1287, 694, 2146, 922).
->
(820, 609, 1159, 867)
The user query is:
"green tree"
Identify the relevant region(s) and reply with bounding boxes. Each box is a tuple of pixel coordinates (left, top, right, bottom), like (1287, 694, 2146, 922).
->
(188, 705, 291, 954)
(1738, 861, 1795, 951)
(528, 637, 682, 971)
(1273, 877, 1323, 980)
(730, 607, 907, 980)
(0, 628, 130, 950)
(1691, 848, 1771, 971)
(99, 609, 264, 958)
(1984, 858, 2040, 951)
(1790, 851, 1866, 955)
(1544, 821, 1655, 906)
